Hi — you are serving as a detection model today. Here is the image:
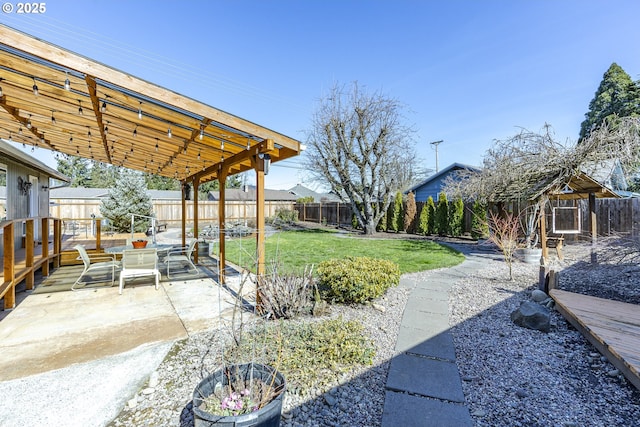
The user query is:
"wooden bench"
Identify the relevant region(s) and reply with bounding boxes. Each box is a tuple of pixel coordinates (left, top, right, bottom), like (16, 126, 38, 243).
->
(147, 222, 168, 234)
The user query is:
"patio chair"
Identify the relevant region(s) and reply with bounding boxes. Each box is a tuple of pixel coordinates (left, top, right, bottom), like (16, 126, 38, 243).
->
(72, 244, 121, 291)
(119, 248, 160, 294)
(165, 240, 198, 278)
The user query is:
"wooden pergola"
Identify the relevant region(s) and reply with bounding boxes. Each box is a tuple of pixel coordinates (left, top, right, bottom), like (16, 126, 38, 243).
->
(0, 24, 303, 281)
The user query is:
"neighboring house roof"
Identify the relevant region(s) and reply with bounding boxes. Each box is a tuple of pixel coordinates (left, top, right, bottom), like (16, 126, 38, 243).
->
(148, 190, 182, 200)
(288, 184, 341, 202)
(208, 188, 297, 201)
(580, 159, 628, 192)
(0, 139, 70, 182)
(50, 187, 110, 199)
(408, 162, 481, 198)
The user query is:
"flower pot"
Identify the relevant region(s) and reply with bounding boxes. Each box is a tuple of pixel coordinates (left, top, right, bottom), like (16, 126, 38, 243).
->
(516, 248, 543, 264)
(132, 240, 148, 249)
(192, 363, 286, 427)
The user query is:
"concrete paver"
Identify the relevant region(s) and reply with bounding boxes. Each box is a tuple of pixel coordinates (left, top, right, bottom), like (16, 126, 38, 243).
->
(382, 243, 491, 427)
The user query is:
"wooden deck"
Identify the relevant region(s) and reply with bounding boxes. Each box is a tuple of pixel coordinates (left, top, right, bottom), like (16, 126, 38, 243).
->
(550, 289, 640, 391)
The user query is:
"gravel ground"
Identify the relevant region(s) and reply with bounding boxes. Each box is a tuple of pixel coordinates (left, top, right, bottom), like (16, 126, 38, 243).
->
(109, 238, 640, 427)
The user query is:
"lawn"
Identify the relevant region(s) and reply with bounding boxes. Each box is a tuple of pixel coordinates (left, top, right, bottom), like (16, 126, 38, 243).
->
(222, 228, 464, 274)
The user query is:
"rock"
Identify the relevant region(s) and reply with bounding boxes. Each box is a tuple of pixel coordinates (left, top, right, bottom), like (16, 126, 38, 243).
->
(324, 394, 337, 407)
(531, 289, 548, 303)
(607, 369, 620, 377)
(127, 395, 138, 409)
(372, 303, 386, 313)
(141, 387, 155, 395)
(148, 371, 159, 388)
(510, 301, 551, 332)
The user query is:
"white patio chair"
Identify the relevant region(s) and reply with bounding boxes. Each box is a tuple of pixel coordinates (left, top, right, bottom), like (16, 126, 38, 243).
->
(72, 244, 121, 291)
(119, 248, 160, 294)
(164, 240, 198, 278)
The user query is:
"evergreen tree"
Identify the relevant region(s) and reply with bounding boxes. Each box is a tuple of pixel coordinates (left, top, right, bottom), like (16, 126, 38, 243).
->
(89, 161, 119, 188)
(449, 197, 465, 237)
(390, 191, 404, 233)
(471, 200, 489, 239)
(580, 63, 640, 140)
(426, 196, 436, 235)
(377, 206, 388, 232)
(99, 170, 153, 232)
(56, 154, 91, 187)
(403, 192, 417, 233)
(145, 173, 179, 191)
(417, 201, 429, 235)
(435, 192, 449, 236)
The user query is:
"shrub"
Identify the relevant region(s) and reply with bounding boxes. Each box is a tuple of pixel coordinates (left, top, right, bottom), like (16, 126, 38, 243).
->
(435, 192, 449, 236)
(377, 208, 388, 232)
(417, 201, 429, 235)
(426, 196, 436, 234)
(449, 197, 464, 237)
(317, 256, 400, 304)
(403, 192, 417, 233)
(271, 208, 298, 227)
(471, 200, 489, 239)
(389, 191, 404, 233)
(257, 264, 314, 319)
(296, 196, 314, 203)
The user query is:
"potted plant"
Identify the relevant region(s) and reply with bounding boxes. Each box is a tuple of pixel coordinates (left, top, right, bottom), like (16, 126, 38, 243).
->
(192, 362, 286, 427)
(190, 270, 287, 427)
(132, 239, 148, 249)
(515, 203, 543, 264)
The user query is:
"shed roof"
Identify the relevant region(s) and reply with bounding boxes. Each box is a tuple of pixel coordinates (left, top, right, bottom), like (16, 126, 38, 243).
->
(0, 25, 303, 184)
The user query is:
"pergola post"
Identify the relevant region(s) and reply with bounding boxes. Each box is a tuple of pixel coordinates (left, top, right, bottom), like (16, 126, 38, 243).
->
(193, 177, 200, 264)
(181, 183, 188, 248)
(218, 167, 228, 284)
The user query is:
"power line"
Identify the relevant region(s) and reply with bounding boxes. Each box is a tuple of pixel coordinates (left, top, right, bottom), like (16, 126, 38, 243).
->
(430, 140, 443, 173)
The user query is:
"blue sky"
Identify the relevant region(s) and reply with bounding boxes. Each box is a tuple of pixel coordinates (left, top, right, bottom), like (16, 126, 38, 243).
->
(2, 0, 640, 190)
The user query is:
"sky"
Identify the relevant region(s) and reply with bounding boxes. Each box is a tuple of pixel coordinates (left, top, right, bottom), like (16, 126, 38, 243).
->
(2, 0, 640, 191)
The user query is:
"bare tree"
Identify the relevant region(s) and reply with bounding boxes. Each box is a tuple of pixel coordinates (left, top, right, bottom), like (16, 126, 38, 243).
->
(304, 82, 417, 234)
(446, 118, 640, 204)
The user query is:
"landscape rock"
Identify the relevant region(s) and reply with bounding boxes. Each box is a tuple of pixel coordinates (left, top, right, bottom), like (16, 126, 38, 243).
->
(510, 301, 551, 332)
(531, 289, 548, 303)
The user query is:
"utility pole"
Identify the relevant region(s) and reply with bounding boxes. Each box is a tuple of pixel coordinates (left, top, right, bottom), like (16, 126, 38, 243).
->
(430, 140, 443, 173)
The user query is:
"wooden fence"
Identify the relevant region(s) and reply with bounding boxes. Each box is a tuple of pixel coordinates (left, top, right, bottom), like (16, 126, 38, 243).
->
(296, 199, 640, 238)
(50, 199, 296, 228)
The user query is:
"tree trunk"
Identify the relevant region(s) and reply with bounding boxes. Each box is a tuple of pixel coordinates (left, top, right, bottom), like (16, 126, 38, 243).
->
(364, 222, 376, 235)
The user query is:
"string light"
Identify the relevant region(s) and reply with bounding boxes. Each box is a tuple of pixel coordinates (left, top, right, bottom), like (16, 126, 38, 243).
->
(133, 125, 138, 137)
(32, 78, 39, 96)
(0, 78, 3, 97)
(197, 150, 201, 160)
(220, 141, 224, 151)
(155, 138, 159, 152)
(51, 111, 56, 124)
(78, 100, 83, 115)
(167, 127, 172, 138)
(18, 126, 22, 135)
(8, 131, 12, 142)
(246, 138, 251, 150)
(87, 126, 92, 139)
(101, 100, 107, 113)
(64, 72, 70, 91)
(199, 126, 204, 140)
(26, 114, 32, 129)
(104, 121, 109, 134)
(138, 102, 143, 119)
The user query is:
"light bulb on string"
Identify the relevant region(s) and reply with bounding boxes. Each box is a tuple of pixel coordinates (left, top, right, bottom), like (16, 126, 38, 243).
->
(78, 100, 83, 115)
(104, 121, 109, 134)
(32, 78, 39, 96)
(64, 72, 70, 91)
(138, 102, 142, 119)
(101, 101, 107, 113)
(26, 115, 32, 129)
(199, 127, 204, 140)
(155, 138, 159, 152)
(51, 111, 56, 124)
(167, 127, 172, 138)
(133, 125, 137, 138)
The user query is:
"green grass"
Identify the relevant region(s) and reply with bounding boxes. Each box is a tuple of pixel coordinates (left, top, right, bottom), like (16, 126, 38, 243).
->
(223, 229, 464, 274)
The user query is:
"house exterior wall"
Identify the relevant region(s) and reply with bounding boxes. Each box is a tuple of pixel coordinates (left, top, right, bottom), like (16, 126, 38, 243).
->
(0, 156, 51, 254)
(413, 173, 453, 202)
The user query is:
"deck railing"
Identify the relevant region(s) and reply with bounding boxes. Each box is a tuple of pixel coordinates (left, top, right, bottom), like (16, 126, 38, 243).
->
(1, 216, 62, 309)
